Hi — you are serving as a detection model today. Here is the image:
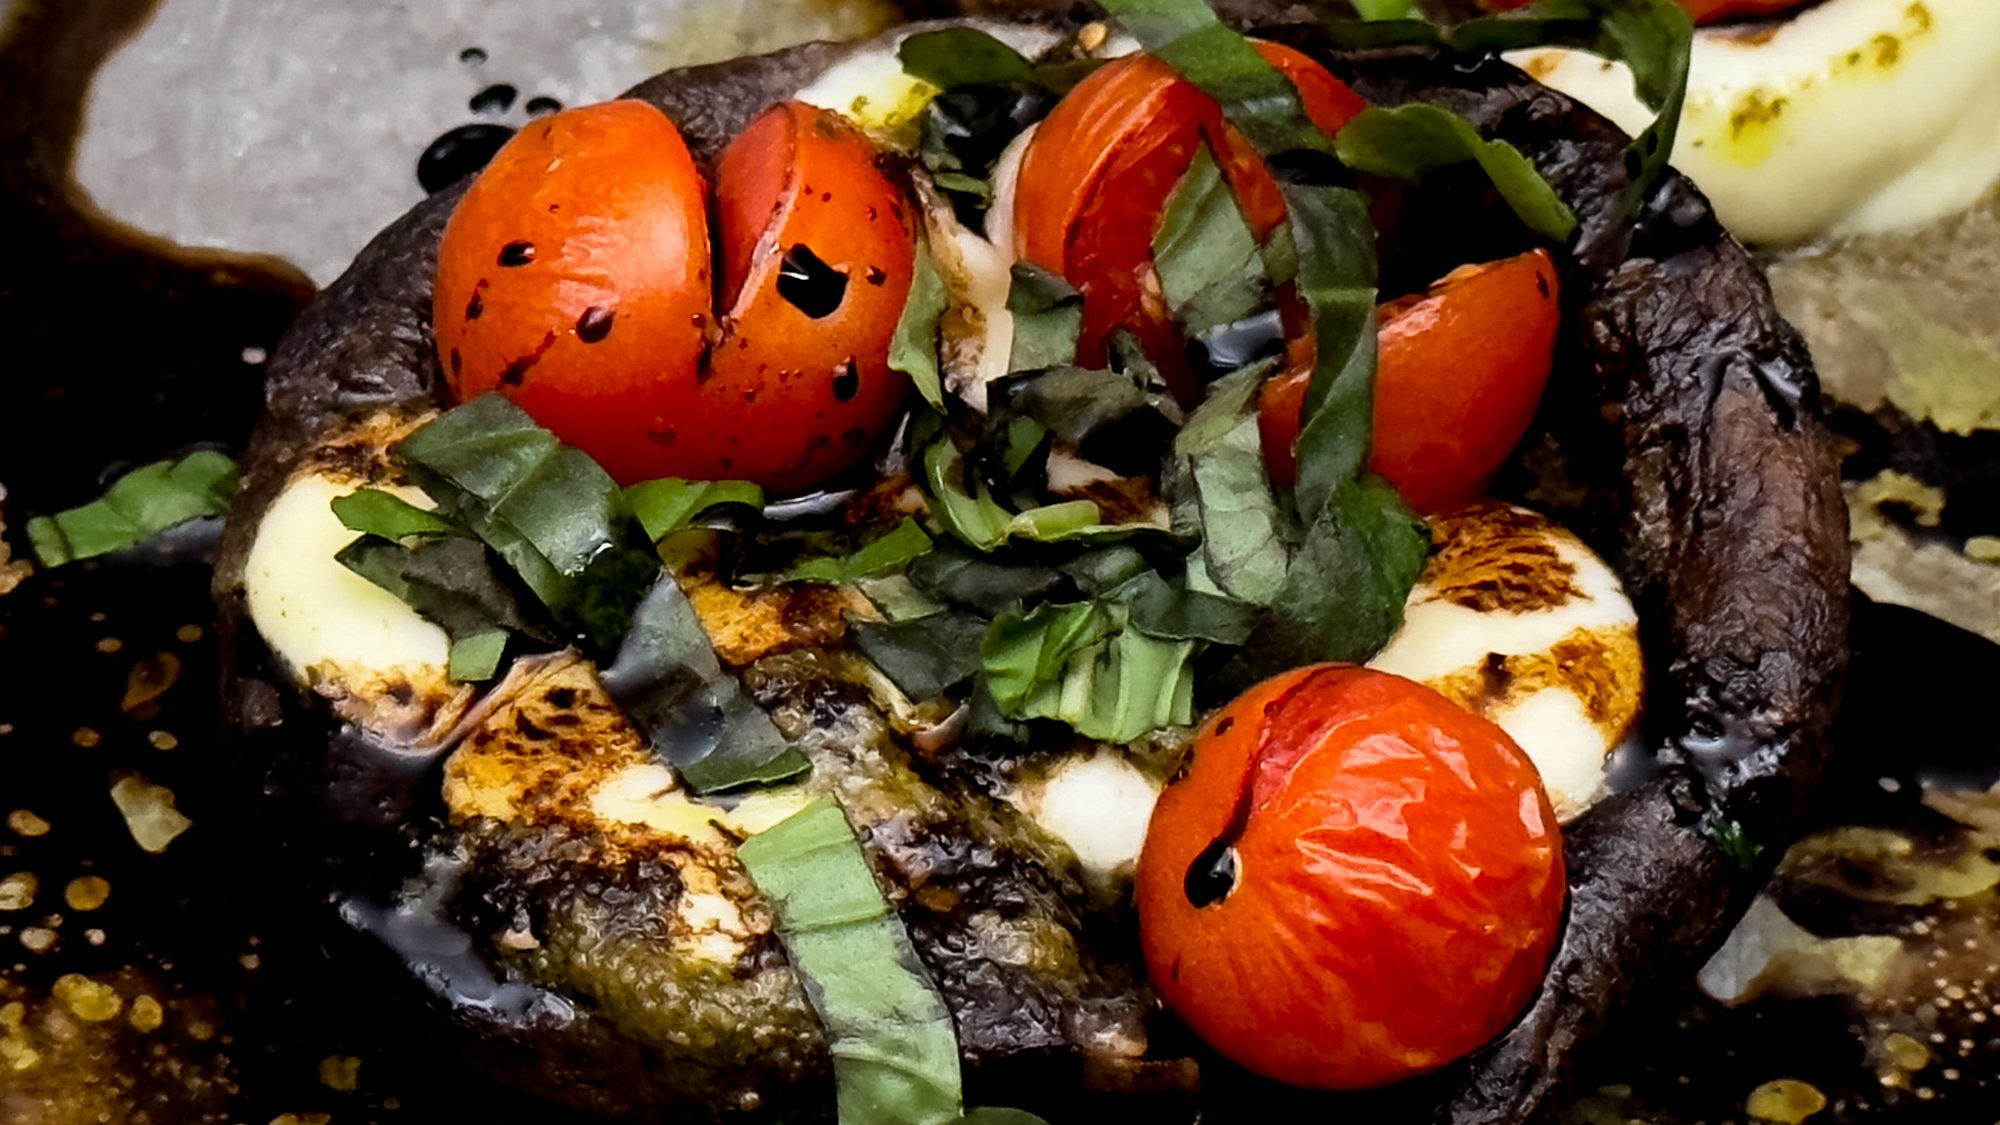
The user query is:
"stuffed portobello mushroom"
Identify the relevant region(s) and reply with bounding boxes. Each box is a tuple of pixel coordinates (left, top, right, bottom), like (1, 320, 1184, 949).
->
(210, 1, 1849, 1122)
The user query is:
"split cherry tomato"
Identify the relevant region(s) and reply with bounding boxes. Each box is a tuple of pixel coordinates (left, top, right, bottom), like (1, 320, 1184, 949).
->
(1137, 664, 1565, 1091)
(1013, 44, 1366, 403)
(434, 100, 916, 491)
(1482, 0, 1806, 24)
(1258, 248, 1559, 513)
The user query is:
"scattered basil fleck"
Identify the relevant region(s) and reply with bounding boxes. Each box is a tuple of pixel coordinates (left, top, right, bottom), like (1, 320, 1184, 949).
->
(738, 799, 963, 1125)
(897, 26, 1037, 88)
(1701, 811, 1766, 873)
(1350, 0, 1419, 17)
(599, 575, 810, 793)
(26, 450, 239, 567)
(626, 477, 765, 543)
(330, 487, 461, 540)
(1334, 104, 1579, 241)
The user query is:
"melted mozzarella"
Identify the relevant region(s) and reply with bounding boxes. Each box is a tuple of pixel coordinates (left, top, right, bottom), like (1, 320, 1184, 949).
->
(1012, 751, 1161, 886)
(244, 472, 450, 681)
(1510, 0, 2000, 245)
(1369, 504, 1644, 821)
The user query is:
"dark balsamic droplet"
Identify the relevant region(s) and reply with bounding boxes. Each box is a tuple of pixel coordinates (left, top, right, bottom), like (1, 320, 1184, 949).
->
(776, 244, 848, 319)
(1184, 840, 1239, 908)
(525, 95, 563, 117)
(575, 306, 615, 344)
(465, 283, 486, 321)
(470, 83, 518, 116)
(416, 123, 515, 194)
(865, 266, 887, 287)
(459, 46, 488, 66)
(449, 348, 463, 376)
(832, 361, 860, 402)
(498, 241, 536, 267)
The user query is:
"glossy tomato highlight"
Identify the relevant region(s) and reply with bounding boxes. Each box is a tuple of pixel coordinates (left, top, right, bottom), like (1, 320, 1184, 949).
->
(1137, 664, 1566, 1090)
(434, 100, 916, 491)
(1259, 249, 1560, 512)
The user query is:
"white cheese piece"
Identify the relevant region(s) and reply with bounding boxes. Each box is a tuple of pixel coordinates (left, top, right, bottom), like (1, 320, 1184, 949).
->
(1013, 751, 1162, 886)
(244, 471, 450, 682)
(1369, 503, 1644, 822)
(1508, 0, 2000, 245)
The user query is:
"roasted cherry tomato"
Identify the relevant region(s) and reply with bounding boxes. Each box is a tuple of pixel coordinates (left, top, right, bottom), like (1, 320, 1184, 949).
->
(1137, 664, 1566, 1091)
(1258, 248, 1559, 513)
(1013, 44, 1366, 403)
(1482, 0, 1806, 24)
(434, 100, 916, 491)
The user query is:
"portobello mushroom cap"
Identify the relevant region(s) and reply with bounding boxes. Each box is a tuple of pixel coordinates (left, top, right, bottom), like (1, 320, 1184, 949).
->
(213, 15, 1850, 1125)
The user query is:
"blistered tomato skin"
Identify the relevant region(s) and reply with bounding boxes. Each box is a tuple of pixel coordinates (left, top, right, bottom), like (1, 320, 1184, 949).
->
(433, 100, 915, 492)
(1136, 664, 1566, 1091)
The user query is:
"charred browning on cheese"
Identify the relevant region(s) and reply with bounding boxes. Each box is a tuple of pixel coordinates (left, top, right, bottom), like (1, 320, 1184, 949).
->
(1418, 502, 1584, 613)
(298, 409, 438, 484)
(681, 577, 873, 666)
(1430, 626, 1644, 745)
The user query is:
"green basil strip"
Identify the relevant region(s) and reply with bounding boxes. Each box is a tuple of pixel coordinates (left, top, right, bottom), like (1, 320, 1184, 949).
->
(26, 450, 239, 567)
(897, 26, 1038, 88)
(599, 575, 809, 793)
(923, 439, 1012, 551)
(448, 629, 511, 683)
(1334, 105, 1579, 241)
(1124, 572, 1259, 645)
(738, 799, 963, 1125)
(625, 478, 766, 543)
(397, 395, 660, 652)
(908, 549, 1067, 617)
(853, 574, 947, 623)
(1323, 0, 1692, 221)
(784, 518, 935, 585)
(1073, 627, 1196, 743)
(1350, 0, 1420, 17)
(335, 535, 554, 680)
(1100, 0, 1334, 160)
(1006, 265, 1085, 374)
(330, 487, 461, 540)
(853, 611, 989, 700)
(1281, 180, 1381, 520)
(1241, 475, 1428, 676)
(890, 243, 951, 411)
(1168, 367, 1289, 606)
(1152, 146, 1270, 336)
(982, 602, 1111, 716)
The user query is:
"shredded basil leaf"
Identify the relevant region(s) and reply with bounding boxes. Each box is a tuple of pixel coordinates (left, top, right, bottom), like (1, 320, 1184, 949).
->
(330, 487, 461, 540)
(982, 602, 1112, 717)
(447, 629, 510, 683)
(908, 548, 1067, 617)
(890, 244, 951, 410)
(1335, 104, 1579, 241)
(1241, 475, 1428, 676)
(853, 574, 947, 623)
(783, 518, 935, 585)
(625, 478, 765, 543)
(897, 27, 1037, 88)
(1350, 0, 1420, 16)
(335, 534, 553, 680)
(853, 611, 988, 700)
(1124, 572, 1260, 645)
(979, 600, 1195, 742)
(1005, 265, 1085, 374)
(1167, 367, 1290, 606)
(1152, 146, 1270, 336)
(738, 799, 963, 1125)
(397, 395, 660, 652)
(600, 576, 809, 793)
(26, 450, 239, 567)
